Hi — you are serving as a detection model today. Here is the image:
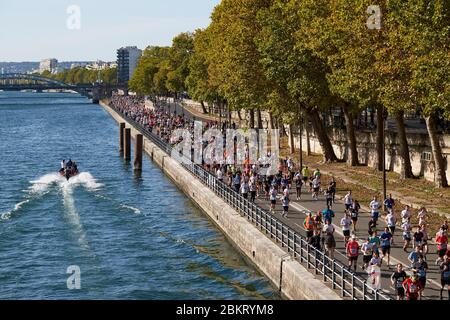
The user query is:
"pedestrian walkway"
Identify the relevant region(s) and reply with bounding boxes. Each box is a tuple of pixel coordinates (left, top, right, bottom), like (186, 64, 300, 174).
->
(252, 187, 443, 300)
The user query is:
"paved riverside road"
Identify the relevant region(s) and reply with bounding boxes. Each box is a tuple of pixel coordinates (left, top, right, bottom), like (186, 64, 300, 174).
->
(158, 99, 444, 300)
(252, 188, 443, 300)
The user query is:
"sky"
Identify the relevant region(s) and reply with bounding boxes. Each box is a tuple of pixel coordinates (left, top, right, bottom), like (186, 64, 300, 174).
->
(0, 0, 220, 62)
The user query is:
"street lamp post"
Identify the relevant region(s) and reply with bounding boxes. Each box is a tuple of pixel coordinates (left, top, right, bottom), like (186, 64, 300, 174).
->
(298, 105, 303, 172)
(382, 105, 387, 209)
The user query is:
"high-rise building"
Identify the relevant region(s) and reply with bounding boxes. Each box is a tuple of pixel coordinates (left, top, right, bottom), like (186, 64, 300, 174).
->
(39, 58, 58, 73)
(117, 46, 142, 85)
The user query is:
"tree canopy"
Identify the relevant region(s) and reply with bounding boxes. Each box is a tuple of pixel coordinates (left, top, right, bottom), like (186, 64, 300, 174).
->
(128, 0, 450, 184)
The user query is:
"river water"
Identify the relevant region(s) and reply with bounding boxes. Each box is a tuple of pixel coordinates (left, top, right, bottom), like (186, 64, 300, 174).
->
(0, 91, 278, 300)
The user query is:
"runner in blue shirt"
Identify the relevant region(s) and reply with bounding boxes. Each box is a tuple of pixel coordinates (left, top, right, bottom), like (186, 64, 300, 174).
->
(408, 247, 421, 268)
(321, 206, 335, 224)
(380, 227, 393, 267)
(233, 174, 241, 193)
(413, 255, 428, 291)
(384, 194, 395, 214)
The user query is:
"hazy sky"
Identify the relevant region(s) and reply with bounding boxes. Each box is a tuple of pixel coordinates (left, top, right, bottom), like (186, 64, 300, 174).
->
(0, 0, 220, 62)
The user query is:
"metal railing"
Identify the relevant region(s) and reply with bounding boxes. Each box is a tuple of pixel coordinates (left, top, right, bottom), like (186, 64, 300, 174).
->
(111, 105, 393, 300)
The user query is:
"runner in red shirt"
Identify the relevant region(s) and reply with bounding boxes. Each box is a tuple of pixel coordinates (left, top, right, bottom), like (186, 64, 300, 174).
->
(435, 231, 448, 265)
(402, 273, 423, 300)
(346, 235, 360, 272)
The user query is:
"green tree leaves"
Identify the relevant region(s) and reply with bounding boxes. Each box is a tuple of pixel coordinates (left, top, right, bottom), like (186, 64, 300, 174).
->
(129, 46, 170, 95)
(47, 67, 117, 85)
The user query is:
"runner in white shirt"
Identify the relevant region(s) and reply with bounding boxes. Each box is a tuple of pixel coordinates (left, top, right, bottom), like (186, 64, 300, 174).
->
(287, 158, 293, 172)
(401, 205, 411, 223)
(249, 174, 256, 185)
(369, 196, 381, 223)
(361, 238, 375, 270)
(420, 224, 429, 256)
(294, 172, 303, 200)
(283, 187, 289, 197)
(323, 221, 335, 235)
(343, 191, 353, 213)
(402, 219, 412, 252)
(417, 207, 427, 226)
(216, 167, 223, 181)
(311, 177, 320, 200)
(385, 212, 397, 244)
(368, 253, 382, 290)
(269, 186, 277, 212)
(340, 214, 353, 245)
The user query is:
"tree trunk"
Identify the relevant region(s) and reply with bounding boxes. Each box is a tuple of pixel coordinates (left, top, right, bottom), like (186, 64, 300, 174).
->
(288, 124, 295, 154)
(279, 118, 287, 136)
(308, 109, 338, 162)
(268, 112, 275, 129)
(342, 103, 359, 166)
(237, 109, 243, 122)
(376, 105, 384, 171)
(395, 111, 414, 179)
(200, 101, 208, 114)
(425, 114, 448, 188)
(218, 101, 222, 127)
(327, 108, 333, 127)
(256, 109, 263, 129)
(227, 103, 231, 126)
(249, 109, 255, 128)
(298, 116, 303, 170)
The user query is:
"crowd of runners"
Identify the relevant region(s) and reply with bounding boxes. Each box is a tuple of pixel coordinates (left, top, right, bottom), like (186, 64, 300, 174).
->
(262, 160, 450, 300)
(111, 94, 450, 300)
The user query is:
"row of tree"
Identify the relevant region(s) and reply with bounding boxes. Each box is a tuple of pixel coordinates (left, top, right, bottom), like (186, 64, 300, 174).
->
(43, 67, 117, 85)
(129, 0, 450, 188)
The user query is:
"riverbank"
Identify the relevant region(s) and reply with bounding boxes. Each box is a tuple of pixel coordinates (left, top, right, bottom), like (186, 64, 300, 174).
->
(99, 100, 341, 300)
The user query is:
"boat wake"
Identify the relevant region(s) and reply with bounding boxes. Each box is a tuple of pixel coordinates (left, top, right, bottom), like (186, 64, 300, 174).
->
(60, 180, 91, 251)
(1, 200, 31, 220)
(94, 194, 142, 215)
(1, 172, 103, 221)
(1, 173, 61, 220)
(120, 204, 141, 215)
(59, 172, 103, 190)
(29, 173, 62, 195)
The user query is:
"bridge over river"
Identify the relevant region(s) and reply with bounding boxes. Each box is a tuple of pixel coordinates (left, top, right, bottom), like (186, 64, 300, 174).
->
(0, 73, 123, 103)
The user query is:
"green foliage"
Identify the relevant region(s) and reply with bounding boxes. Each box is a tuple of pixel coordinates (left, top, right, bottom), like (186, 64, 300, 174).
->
(207, 0, 273, 112)
(297, 0, 383, 110)
(398, 0, 450, 118)
(47, 67, 117, 85)
(186, 28, 221, 104)
(129, 0, 449, 121)
(165, 32, 194, 94)
(256, 0, 334, 112)
(128, 46, 170, 95)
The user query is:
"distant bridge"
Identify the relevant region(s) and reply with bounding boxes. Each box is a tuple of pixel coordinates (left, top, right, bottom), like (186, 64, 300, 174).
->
(0, 73, 123, 103)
